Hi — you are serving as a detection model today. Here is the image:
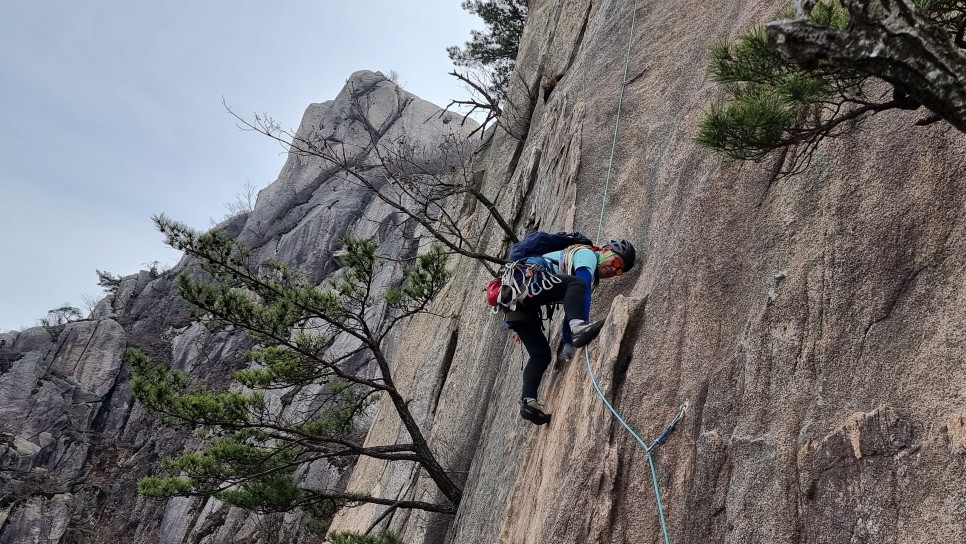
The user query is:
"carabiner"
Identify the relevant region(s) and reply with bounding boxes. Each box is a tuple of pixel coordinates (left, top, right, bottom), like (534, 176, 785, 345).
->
(529, 280, 543, 296)
(540, 274, 555, 291)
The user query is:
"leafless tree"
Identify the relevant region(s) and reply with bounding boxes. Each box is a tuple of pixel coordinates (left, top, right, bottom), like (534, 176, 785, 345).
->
(80, 293, 100, 317)
(211, 179, 260, 226)
(445, 66, 535, 144)
(223, 89, 518, 277)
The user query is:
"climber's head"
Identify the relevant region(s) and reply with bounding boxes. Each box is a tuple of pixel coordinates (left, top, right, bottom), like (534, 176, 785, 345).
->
(598, 238, 636, 278)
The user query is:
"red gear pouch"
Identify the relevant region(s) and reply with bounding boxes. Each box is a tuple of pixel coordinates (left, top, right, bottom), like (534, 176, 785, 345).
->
(485, 278, 501, 307)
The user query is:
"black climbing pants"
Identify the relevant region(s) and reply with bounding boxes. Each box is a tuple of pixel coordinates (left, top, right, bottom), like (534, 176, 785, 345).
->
(504, 274, 586, 400)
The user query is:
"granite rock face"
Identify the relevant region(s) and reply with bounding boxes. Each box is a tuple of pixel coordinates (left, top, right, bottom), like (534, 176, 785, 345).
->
(4, 2, 966, 542)
(326, 2, 966, 544)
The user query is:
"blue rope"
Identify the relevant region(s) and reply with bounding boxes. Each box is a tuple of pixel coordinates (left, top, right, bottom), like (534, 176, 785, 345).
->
(584, 348, 684, 544)
(596, 0, 639, 243)
(583, 2, 685, 543)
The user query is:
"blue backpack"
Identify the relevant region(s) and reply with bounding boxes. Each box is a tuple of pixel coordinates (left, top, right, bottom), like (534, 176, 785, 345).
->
(507, 231, 594, 263)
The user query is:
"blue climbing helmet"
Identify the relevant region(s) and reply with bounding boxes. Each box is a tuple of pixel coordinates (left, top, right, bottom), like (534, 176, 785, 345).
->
(603, 238, 636, 271)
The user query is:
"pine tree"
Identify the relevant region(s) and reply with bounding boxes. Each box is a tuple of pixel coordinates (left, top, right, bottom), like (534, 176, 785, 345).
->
(448, 0, 528, 101)
(697, 0, 966, 174)
(129, 215, 461, 532)
(96, 269, 122, 294)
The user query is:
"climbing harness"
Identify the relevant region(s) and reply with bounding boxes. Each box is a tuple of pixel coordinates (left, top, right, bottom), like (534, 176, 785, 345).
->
(582, 2, 687, 544)
(491, 259, 563, 313)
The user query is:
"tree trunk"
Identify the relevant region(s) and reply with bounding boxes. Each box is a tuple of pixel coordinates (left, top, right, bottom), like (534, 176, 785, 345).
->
(765, 0, 966, 133)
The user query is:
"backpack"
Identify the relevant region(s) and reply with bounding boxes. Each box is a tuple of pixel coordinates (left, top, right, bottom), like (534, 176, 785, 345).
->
(507, 231, 594, 263)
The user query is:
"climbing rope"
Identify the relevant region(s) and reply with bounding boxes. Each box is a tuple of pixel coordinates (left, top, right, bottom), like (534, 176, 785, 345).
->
(584, 351, 686, 543)
(494, 260, 563, 313)
(583, 2, 687, 544)
(596, 0, 639, 243)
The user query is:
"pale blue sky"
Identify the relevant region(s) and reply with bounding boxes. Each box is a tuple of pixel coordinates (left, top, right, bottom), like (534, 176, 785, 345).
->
(0, 1, 482, 330)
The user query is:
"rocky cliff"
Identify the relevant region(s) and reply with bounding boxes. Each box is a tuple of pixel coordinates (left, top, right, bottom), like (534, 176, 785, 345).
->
(3, 1, 966, 543)
(0, 70, 474, 543)
(327, 1, 966, 543)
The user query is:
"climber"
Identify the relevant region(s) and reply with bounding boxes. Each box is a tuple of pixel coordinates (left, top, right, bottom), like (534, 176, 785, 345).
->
(505, 238, 636, 425)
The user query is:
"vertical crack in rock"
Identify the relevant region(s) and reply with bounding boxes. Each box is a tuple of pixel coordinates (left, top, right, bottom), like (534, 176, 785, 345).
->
(431, 329, 460, 415)
(88, 372, 120, 434)
(565, 1, 593, 74)
(44, 328, 71, 370)
(74, 321, 99, 374)
(683, 359, 738, 543)
(608, 296, 648, 445)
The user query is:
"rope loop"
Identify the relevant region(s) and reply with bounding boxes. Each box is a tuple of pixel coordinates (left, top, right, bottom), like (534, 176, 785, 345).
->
(496, 260, 561, 310)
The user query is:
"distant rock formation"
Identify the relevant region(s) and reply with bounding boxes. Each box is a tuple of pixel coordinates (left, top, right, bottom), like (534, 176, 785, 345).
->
(0, 70, 475, 543)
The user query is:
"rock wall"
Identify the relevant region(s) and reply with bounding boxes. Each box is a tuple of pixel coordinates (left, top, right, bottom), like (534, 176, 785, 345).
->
(328, 1, 966, 543)
(3, 1, 966, 542)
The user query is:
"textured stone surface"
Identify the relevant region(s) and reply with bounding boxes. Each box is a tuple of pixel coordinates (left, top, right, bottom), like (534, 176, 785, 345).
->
(48, 320, 125, 397)
(3, 3, 966, 542)
(327, 2, 966, 544)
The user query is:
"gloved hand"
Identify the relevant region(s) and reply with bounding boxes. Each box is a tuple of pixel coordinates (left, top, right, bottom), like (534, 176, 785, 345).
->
(558, 342, 576, 364)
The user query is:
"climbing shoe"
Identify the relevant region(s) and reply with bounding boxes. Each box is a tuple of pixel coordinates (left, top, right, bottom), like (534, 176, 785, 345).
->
(520, 399, 551, 425)
(571, 319, 605, 349)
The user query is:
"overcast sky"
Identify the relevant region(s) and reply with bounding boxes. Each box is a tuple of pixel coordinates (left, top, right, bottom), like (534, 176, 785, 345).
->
(0, 1, 482, 331)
